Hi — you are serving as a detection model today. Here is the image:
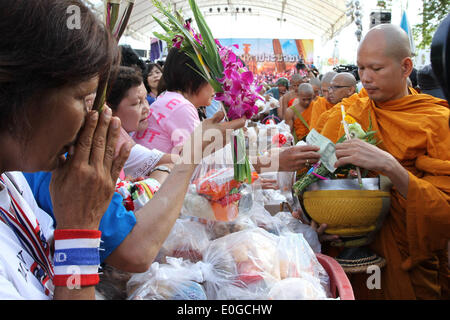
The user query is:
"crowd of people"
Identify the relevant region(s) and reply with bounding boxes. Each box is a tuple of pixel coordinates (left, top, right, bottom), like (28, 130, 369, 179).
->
(0, 0, 448, 301)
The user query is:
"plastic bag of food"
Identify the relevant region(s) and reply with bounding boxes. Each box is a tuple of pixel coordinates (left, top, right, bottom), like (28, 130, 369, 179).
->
(276, 231, 331, 297)
(246, 202, 286, 236)
(127, 257, 207, 300)
(201, 228, 281, 299)
(275, 211, 321, 253)
(115, 177, 161, 212)
(268, 276, 329, 300)
(181, 145, 260, 222)
(204, 213, 256, 240)
(158, 218, 211, 263)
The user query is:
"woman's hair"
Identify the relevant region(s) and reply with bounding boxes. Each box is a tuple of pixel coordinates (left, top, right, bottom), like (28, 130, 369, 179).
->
(107, 66, 143, 112)
(0, 0, 120, 136)
(143, 62, 163, 93)
(157, 47, 208, 96)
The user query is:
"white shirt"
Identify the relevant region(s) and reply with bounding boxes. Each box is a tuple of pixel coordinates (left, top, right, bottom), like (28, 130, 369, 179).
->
(0, 172, 54, 299)
(124, 143, 164, 179)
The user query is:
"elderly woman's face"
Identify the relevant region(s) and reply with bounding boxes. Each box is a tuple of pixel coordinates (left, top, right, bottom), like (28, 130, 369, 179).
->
(22, 76, 99, 171)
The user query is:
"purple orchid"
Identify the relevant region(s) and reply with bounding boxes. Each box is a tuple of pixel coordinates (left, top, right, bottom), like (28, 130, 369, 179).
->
(215, 45, 262, 120)
(172, 35, 184, 49)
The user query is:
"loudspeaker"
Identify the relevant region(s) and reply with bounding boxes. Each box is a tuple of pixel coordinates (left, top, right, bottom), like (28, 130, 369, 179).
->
(369, 11, 392, 29)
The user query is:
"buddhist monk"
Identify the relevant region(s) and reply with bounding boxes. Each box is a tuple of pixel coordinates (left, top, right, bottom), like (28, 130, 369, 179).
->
(309, 77, 322, 99)
(309, 71, 337, 128)
(314, 73, 366, 136)
(284, 83, 315, 143)
(279, 73, 304, 120)
(316, 24, 450, 299)
(328, 72, 357, 105)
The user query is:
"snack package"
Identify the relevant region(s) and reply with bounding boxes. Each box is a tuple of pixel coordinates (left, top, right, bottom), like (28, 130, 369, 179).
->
(115, 177, 161, 212)
(275, 211, 321, 253)
(158, 218, 211, 263)
(204, 213, 256, 240)
(127, 257, 207, 300)
(182, 145, 260, 222)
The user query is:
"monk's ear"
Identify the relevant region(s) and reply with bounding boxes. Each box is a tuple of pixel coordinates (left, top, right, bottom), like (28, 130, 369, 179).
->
(400, 57, 414, 79)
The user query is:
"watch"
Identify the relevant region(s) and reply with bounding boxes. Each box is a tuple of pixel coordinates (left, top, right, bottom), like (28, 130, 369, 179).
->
(151, 165, 171, 174)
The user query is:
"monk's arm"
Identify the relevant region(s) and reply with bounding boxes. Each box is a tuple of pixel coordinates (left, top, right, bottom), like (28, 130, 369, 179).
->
(284, 109, 294, 132)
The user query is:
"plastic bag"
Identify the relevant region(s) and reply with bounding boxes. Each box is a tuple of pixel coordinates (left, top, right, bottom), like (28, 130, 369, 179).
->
(201, 228, 281, 300)
(181, 145, 260, 222)
(268, 276, 329, 300)
(127, 257, 207, 300)
(95, 264, 132, 300)
(158, 218, 211, 263)
(115, 177, 161, 212)
(275, 211, 321, 253)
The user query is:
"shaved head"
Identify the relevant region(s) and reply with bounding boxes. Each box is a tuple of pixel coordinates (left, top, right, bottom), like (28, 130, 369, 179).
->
(332, 73, 357, 87)
(298, 83, 314, 95)
(322, 71, 338, 85)
(357, 23, 414, 103)
(321, 71, 337, 101)
(297, 83, 315, 108)
(359, 24, 411, 62)
(328, 72, 357, 105)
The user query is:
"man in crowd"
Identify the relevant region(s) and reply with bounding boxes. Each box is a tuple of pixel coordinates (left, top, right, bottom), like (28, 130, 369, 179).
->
(317, 23, 449, 299)
(309, 71, 337, 128)
(284, 83, 315, 143)
(279, 74, 305, 120)
(328, 72, 357, 105)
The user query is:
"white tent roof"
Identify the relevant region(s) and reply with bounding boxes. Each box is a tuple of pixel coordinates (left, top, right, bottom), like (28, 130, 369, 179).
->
(85, 0, 351, 44)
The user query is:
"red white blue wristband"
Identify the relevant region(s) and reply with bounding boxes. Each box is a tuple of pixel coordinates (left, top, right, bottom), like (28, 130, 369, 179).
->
(53, 229, 101, 288)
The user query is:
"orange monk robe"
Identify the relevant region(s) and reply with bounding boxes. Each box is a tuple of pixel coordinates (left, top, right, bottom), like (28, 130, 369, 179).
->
(309, 96, 334, 129)
(292, 104, 313, 142)
(319, 90, 450, 299)
(314, 88, 369, 133)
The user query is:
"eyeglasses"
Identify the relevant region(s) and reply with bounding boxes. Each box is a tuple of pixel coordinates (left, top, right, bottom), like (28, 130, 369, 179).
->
(329, 85, 351, 91)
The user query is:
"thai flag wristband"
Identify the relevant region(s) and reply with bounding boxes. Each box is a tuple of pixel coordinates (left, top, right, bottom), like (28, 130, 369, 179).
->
(53, 229, 102, 288)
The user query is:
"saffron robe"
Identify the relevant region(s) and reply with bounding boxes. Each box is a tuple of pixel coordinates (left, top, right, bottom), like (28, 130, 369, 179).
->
(309, 96, 334, 129)
(319, 91, 450, 299)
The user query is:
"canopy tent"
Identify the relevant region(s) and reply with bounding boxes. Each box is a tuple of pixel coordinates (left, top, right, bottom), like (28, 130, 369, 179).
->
(84, 0, 352, 45)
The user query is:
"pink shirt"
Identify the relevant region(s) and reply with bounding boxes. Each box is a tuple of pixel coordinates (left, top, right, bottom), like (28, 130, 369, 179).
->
(132, 91, 200, 154)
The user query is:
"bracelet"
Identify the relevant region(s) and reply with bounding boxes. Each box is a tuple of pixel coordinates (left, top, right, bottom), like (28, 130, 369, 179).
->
(53, 229, 102, 288)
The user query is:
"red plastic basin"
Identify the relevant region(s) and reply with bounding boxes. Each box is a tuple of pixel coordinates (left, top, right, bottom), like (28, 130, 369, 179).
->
(316, 253, 355, 300)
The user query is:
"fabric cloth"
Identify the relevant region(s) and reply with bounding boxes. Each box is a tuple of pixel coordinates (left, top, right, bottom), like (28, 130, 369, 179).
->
(115, 178, 161, 213)
(132, 91, 200, 154)
(124, 143, 164, 179)
(319, 89, 450, 299)
(314, 88, 368, 135)
(146, 95, 156, 106)
(290, 104, 312, 143)
(23, 172, 137, 263)
(0, 172, 54, 299)
(308, 96, 334, 129)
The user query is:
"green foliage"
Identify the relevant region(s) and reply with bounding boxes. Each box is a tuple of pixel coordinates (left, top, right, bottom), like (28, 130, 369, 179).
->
(413, 0, 450, 50)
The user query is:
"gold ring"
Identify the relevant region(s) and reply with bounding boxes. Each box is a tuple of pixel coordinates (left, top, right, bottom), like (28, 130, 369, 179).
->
(305, 159, 310, 167)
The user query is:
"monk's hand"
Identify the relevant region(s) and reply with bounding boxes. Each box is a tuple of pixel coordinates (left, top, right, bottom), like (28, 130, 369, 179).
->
(51, 107, 132, 230)
(180, 110, 246, 165)
(334, 138, 395, 172)
(310, 221, 342, 243)
(335, 139, 410, 198)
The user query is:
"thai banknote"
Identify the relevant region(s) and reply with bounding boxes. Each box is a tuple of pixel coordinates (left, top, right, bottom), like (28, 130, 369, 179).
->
(306, 129, 337, 172)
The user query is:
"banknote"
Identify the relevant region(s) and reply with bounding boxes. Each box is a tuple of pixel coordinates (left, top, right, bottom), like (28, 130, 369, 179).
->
(306, 129, 337, 172)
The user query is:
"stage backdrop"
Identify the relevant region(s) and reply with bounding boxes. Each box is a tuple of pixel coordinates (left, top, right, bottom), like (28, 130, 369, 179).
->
(218, 38, 314, 76)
